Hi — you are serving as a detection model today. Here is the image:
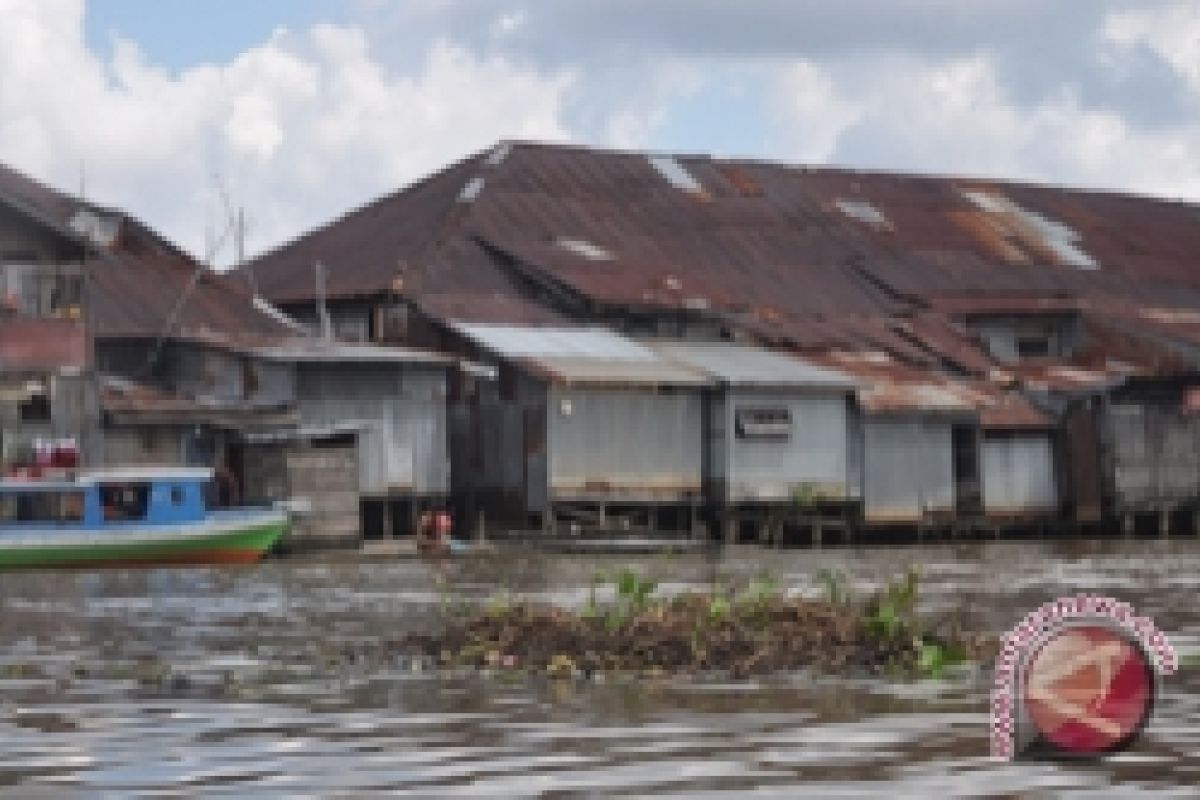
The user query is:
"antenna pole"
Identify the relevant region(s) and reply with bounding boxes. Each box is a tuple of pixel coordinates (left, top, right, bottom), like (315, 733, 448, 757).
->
(235, 207, 245, 268)
(315, 261, 332, 340)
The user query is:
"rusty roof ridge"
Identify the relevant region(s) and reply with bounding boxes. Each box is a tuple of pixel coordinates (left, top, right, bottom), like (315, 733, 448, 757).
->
(242, 148, 491, 273)
(0, 173, 93, 250)
(497, 139, 1200, 209)
(402, 147, 520, 308)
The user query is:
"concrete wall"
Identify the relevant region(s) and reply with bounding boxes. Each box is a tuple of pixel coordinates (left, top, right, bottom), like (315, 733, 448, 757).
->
(546, 386, 703, 502)
(862, 416, 956, 523)
(981, 432, 1058, 516)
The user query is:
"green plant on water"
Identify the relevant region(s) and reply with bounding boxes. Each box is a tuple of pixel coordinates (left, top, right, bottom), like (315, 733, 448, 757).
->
(814, 567, 852, 607)
(581, 569, 607, 619)
(915, 637, 968, 679)
(708, 595, 732, 621)
(737, 571, 781, 610)
(483, 589, 513, 619)
(615, 568, 658, 614)
(601, 568, 658, 631)
(864, 568, 921, 641)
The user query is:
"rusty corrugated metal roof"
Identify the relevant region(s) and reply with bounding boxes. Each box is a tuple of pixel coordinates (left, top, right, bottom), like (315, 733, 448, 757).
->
(100, 375, 298, 426)
(645, 340, 858, 389)
(450, 323, 712, 387)
(0, 159, 293, 343)
(0, 318, 86, 372)
(243, 141, 1200, 360)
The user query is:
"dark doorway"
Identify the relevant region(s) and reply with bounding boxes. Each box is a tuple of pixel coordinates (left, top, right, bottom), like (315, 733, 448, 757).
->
(952, 424, 982, 517)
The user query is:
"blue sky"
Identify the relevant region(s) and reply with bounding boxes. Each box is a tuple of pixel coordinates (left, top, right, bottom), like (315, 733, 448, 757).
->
(4, 0, 1200, 264)
(85, 1, 347, 70)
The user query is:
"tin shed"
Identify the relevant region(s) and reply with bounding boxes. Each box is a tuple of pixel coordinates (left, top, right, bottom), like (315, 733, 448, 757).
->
(449, 324, 712, 531)
(848, 375, 983, 526)
(1101, 379, 1200, 531)
(978, 395, 1058, 520)
(647, 341, 858, 504)
(253, 343, 452, 500)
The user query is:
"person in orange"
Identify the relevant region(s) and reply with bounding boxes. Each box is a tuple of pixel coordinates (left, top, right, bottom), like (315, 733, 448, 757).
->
(415, 510, 442, 554)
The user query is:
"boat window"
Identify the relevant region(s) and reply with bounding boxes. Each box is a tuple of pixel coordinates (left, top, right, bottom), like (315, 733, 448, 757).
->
(0, 491, 85, 523)
(99, 482, 151, 522)
(170, 486, 186, 506)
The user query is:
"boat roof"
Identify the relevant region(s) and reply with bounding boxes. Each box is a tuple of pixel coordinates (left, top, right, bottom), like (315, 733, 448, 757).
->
(0, 466, 214, 490)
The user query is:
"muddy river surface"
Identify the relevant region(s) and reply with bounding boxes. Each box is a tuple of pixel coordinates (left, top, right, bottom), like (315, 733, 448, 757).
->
(1, 538, 1199, 797)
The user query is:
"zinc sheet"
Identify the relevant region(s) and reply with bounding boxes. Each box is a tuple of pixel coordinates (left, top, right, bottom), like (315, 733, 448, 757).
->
(981, 434, 1057, 514)
(547, 387, 702, 499)
(723, 390, 851, 501)
(863, 417, 955, 523)
(294, 363, 448, 496)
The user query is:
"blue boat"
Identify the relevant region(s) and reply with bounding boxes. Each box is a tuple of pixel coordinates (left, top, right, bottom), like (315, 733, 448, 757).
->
(0, 467, 287, 568)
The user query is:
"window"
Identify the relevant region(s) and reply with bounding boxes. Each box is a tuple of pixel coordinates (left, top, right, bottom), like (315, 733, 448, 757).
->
(1016, 336, 1051, 358)
(170, 486, 186, 506)
(736, 407, 792, 439)
(19, 393, 50, 422)
(99, 482, 151, 522)
(0, 261, 82, 318)
(0, 491, 84, 523)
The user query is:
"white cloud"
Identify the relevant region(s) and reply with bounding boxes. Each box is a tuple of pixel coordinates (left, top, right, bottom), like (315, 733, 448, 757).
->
(0, 0, 574, 265)
(4, 0, 1200, 270)
(767, 49, 1200, 200)
(770, 61, 864, 162)
(1105, 2, 1200, 90)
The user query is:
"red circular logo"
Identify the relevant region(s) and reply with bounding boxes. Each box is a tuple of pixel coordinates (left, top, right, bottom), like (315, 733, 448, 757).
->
(1022, 624, 1155, 754)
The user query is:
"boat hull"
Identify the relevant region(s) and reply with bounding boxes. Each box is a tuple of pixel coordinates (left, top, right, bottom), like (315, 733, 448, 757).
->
(0, 512, 287, 569)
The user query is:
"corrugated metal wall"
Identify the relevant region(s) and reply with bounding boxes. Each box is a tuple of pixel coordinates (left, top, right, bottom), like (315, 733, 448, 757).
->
(547, 387, 702, 500)
(295, 364, 448, 496)
(981, 433, 1057, 515)
(721, 389, 851, 501)
(1108, 402, 1200, 508)
(863, 417, 955, 523)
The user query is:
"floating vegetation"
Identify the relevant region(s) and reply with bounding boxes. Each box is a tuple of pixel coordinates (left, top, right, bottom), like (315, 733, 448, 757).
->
(397, 568, 994, 680)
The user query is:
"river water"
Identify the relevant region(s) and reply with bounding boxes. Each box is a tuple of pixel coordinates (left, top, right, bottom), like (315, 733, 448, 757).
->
(1, 538, 1198, 797)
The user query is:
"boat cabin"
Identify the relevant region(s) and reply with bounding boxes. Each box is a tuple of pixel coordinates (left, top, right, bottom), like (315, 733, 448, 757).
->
(0, 467, 213, 529)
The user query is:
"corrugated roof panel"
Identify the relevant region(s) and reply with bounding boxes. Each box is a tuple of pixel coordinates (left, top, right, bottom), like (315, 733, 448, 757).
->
(647, 340, 858, 389)
(556, 237, 614, 261)
(450, 323, 711, 386)
(961, 189, 1098, 270)
(458, 176, 485, 203)
(250, 340, 450, 364)
(451, 324, 658, 360)
(0, 318, 86, 371)
(526, 356, 711, 387)
(646, 154, 703, 193)
(835, 198, 890, 228)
